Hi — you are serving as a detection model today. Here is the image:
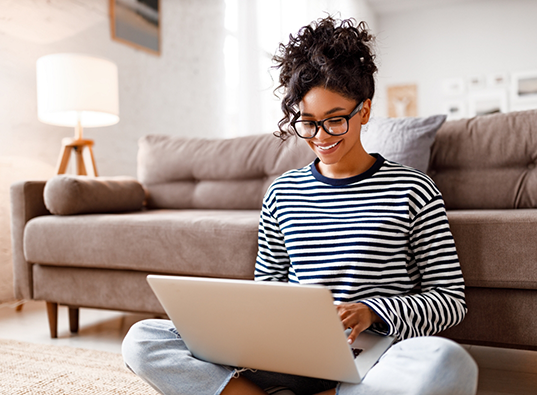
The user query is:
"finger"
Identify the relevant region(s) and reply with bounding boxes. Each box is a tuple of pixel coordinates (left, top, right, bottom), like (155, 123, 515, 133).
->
(350, 325, 363, 344)
(339, 308, 362, 330)
(336, 304, 350, 315)
(347, 322, 368, 344)
(341, 314, 357, 330)
(337, 306, 352, 323)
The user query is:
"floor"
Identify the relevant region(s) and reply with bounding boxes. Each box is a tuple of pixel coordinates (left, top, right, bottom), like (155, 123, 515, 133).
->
(1, 301, 537, 394)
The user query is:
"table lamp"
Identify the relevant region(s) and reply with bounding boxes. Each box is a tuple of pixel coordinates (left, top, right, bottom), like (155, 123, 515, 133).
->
(36, 53, 120, 176)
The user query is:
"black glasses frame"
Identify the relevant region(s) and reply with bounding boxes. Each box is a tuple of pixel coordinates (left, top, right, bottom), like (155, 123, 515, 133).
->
(291, 101, 364, 139)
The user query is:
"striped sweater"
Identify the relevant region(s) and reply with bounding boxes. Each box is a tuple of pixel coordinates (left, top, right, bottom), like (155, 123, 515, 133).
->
(255, 155, 467, 340)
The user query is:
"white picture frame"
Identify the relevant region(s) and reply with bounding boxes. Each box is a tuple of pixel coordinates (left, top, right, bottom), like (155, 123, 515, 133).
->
(442, 78, 465, 96)
(468, 89, 509, 117)
(487, 72, 509, 88)
(443, 101, 466, 121)
(468, 75, 486, 90)
(511, 70, 537, 111)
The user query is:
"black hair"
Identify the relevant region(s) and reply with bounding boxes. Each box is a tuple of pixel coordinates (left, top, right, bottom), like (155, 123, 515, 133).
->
(272, 16, 377, 140)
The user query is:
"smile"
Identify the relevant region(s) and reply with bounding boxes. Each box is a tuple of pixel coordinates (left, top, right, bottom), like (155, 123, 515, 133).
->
(316, 140, 341, 151)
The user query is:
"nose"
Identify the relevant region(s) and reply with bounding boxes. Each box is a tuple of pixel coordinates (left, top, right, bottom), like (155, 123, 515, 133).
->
(314, 125, 332, 141)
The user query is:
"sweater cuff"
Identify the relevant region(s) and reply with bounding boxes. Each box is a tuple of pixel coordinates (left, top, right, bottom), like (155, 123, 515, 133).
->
(360, 299, 397, 337)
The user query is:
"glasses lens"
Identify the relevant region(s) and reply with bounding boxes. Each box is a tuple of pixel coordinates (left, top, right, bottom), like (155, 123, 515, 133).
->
(323, 117, 348, 135)
(294, 121, 317, 138)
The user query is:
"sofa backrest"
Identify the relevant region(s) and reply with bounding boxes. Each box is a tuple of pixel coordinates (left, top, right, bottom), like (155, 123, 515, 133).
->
(428, 110, 537, 209)
(139, 110, 537, 211)
(138, 133, 316, 209)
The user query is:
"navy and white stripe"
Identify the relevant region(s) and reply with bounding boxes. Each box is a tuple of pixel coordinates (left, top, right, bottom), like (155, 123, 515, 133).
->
(255, 155, 467, 340)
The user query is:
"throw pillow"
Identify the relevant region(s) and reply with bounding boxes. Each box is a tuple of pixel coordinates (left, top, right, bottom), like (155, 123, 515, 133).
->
(44, 175, 146, 215)
(361, 114, 447, 173)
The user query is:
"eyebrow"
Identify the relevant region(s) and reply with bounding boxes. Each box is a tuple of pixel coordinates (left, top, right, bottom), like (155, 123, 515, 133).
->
(301, 107, 348, 118)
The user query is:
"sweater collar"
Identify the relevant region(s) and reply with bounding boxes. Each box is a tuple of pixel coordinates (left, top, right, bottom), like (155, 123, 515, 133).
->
(310, 154, 385, 186)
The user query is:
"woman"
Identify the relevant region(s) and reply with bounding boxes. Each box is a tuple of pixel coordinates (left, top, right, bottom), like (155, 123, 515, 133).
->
(122, 17, 478, 395)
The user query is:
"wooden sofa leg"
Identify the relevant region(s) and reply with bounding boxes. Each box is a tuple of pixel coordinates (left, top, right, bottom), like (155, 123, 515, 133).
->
(46, 302, 58, 338)
(69, 307, 79, 334)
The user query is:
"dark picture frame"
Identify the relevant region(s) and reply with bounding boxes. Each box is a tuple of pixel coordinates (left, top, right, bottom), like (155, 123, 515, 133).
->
(110, 0, 160, 56)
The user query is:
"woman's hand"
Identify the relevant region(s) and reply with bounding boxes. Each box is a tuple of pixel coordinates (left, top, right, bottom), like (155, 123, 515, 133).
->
(336, 303, 382, 344)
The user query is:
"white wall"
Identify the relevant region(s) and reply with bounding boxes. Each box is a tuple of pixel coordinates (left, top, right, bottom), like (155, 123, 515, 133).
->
(227, 0, 377, 138)
(0, 0, 226, 178)
(374, 0, 537, 118)
(0, 0, 226, 302)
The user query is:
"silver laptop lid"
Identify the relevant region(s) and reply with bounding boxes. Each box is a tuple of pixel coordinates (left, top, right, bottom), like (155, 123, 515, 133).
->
(147, 275, 394, 383)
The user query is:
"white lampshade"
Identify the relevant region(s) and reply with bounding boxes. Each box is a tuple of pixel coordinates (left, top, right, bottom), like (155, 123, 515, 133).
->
(36, 53, 119, 128)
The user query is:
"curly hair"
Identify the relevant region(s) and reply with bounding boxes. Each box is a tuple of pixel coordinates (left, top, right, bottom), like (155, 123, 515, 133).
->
(272, 16, 377, 140)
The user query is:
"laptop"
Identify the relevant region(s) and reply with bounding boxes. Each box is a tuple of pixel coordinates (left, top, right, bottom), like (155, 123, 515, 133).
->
(147, 275, 395, 384)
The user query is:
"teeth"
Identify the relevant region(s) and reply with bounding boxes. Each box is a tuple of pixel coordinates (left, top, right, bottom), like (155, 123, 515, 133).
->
(317, 141, 339, 150)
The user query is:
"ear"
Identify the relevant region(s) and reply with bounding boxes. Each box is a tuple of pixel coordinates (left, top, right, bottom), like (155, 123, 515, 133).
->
(360, 99, 372, 124)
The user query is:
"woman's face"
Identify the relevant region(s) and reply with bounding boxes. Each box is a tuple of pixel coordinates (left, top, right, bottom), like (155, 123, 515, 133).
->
(298, 87, 372, 178)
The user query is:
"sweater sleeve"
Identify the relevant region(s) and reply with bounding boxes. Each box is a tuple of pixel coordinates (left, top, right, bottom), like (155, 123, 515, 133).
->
(254, 199, 290, 282)
(361, 195, 467, 340)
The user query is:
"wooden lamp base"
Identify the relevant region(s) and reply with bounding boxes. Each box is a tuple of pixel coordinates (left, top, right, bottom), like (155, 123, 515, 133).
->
(56, 137, 98, 176)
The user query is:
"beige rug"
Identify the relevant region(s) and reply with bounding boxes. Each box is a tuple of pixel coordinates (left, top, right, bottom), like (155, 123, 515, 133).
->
(0, 339, 159, 394)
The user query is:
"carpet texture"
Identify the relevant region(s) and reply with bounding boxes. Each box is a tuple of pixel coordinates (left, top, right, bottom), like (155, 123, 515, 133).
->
(0, 339, 158, 394)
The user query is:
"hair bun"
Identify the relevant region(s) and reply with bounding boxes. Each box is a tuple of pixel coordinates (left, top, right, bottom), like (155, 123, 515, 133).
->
(273, 16, 377, 140)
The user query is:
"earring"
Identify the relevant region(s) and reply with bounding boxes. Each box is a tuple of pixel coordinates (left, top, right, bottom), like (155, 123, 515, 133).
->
(361, 123, 369, 133)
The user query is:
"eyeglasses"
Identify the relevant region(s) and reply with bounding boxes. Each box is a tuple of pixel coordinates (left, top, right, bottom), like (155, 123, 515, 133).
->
(291, 101, 364, 139)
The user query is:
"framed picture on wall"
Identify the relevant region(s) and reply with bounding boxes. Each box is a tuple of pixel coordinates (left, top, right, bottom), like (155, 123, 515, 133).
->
(442, 101, 466, 121)
(487, 72, 509, 88)
(386, 84, 418, 118)
(511, 70, 537, 111)
(468, 75, 486, 90)
(442, 78, 465, 96)
(110, 0, 161, 56)
(468, 89, 508, 117)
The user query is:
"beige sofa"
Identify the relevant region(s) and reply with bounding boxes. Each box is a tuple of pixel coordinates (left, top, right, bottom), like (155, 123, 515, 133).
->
(10, 109, 537, 350)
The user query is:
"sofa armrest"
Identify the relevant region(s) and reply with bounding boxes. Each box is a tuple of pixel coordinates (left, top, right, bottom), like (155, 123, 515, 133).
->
(10, 180, 51, 299)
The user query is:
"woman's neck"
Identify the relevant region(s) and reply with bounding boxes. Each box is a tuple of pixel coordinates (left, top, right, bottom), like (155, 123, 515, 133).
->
(316, 151, 377, 179)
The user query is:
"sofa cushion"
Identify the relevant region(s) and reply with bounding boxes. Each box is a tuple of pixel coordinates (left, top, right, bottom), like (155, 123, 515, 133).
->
(24, 209, 260, 279)
(137, 133, 315, 210)
(24, 207, 537, 289)
(33, 265, 166, 315)
(361, 114, 446, 173)
(447, 209, 537, 289)
(44, 175, 146, 215)
(429, 110, 537, 209)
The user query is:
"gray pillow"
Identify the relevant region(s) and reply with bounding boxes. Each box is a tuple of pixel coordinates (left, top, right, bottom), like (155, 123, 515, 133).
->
(361, 115, 447, 173)
(44, 175, 146, 215)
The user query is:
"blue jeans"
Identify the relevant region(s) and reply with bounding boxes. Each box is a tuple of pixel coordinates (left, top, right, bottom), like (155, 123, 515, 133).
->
(122, 319, 478, 395)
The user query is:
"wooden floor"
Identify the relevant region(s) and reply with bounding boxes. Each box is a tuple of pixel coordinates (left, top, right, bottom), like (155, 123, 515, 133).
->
(1, 300, 537, 394)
